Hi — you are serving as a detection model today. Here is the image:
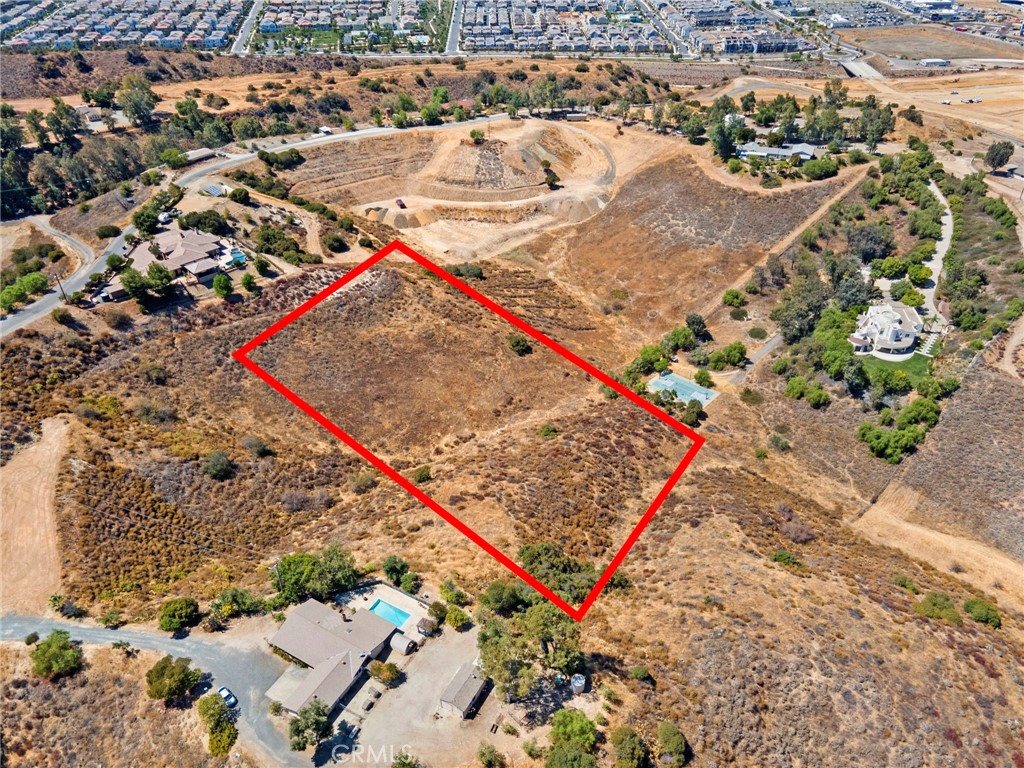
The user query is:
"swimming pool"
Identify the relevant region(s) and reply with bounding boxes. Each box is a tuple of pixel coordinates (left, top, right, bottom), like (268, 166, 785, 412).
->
(368, 599, 410, 628)
(647, 371, 718, 406)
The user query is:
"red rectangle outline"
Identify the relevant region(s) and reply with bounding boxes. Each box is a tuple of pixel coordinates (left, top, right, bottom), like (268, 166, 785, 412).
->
(232, 240, 705, 621)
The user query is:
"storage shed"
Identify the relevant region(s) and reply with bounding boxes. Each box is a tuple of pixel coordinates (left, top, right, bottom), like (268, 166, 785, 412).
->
(439, 663, 488, 718)
(390, 633, 417, 655)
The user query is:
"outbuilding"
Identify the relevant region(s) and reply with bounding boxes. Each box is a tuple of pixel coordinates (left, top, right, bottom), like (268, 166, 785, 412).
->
(390, 633, 417, 655)
(439, 663, 488, 718)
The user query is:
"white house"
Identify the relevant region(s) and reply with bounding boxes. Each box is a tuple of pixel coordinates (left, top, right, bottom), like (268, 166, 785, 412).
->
(848, 303, 924, 358)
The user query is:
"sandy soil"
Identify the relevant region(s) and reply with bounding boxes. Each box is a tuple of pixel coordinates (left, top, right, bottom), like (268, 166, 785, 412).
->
(838, 25, 1024, 61)
(0, 219, 80, 279)
(853, 485, 1024, 615)
(0, 417, 67, 613)
(845, 70, 1024, 140)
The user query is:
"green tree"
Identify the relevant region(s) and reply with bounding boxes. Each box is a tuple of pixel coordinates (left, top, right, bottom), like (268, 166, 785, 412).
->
(146, 262, 175, 297)
(160, 148, 189, 169)
(289, 699, 331, 750)
(117, 74, 158, 126)
(446, 605, 471, 630)
(229, 187, 250, 205)
(30, 630, 83, 680)
(610, 726, 647, 768)
(198, 692, 229, 728)
(550, 709, 597, 753)
(382, 555, 409, 585)
(693, 368, 712, 388)
(685, 313, 707, 338)
(158, 597, 199, 632)
(708, 121, 735, 160)
(656, 721, 690, 766)
(212, 273, 232, 299)
(274, 544, 358, 603)
(241, 272, 257, 293)
(963, 597, 1001, 628)
(400, 571, 421, 593)
(983, 140, 1014, 172)
(132, 206, 159, 236)
(146, 655, 202, 702)
(45, 97, 84, 142)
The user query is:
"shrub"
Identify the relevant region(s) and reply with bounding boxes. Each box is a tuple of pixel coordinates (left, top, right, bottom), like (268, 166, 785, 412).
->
(201, 451, 234, 480)
(400, 572, 421, 593)
(358, 236, 373, 248)
(51, 307, 73, 325)
(628, 665, 650, 682)
(31, 630, 83, 680)
(769, 433, 790, 451)
(963, 598, 1000, 628)
(323, 232, 348, 253)
(539, 423, 559, 438)
(351, 472, 377, 494)
(507, 332, 532, 356)
(369, 659, 401, 686)
(158, 597, 199, 632)
(242, 436, 273, 456)
(755, 447, 768, 460)
(727, 158, 743, 174)
(722, 288, 746, 307)
(478, 742, 506, 768)
(412, 465, 431, 483)
(146, 655, 202, 702)
(893, 574, 919, 594)
(748, 326, 768, 340)
(440, 580, 469, 606)
(25, 632, 39, 645)
(254, 256, 270, 275)
(96, 224, 121, 239)
(382, 555, 409, 584)
(806, 383, 830, 409)
(445, 605, 470, 630)
(228, 187, 250, 205)
(428, 601, 448, 622)
(784, 376, 807, 399)
(739, 387, 763, 405)
(551, 709, 597, 753)
(913, 592, 961, 625)
(212, 273, 232, 299)
(693, 368, 712, 388)
(770, 550, 803, 567)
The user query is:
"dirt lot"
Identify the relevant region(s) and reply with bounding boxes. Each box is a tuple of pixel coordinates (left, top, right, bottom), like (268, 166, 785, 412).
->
(839, 25, 1024, 60)
(0, 219, 80, 280)
(49, 184, 154, 250)
(0, 417, 66, 613)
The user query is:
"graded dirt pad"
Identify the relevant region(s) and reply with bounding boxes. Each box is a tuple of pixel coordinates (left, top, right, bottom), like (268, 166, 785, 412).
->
(838, 25, 1024, 60)
(248, 263, 692, 565)
(0, 417, 67, 613)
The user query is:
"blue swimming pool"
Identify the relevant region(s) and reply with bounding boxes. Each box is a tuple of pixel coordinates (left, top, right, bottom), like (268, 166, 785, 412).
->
(647, 371, 718, 406)
(369, 599, 410, 628)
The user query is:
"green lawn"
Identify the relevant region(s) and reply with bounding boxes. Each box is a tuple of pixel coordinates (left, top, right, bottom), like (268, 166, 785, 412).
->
(859, 353, 932, 386)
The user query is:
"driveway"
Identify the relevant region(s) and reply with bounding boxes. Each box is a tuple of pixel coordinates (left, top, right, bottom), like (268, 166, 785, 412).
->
(0, 612, 304, 766)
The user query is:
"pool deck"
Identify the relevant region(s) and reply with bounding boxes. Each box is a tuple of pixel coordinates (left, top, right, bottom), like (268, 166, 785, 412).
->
(336, 582, 429, 637)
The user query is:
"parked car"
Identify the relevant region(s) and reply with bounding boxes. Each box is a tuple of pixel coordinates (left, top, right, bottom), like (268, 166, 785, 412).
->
(395, 198, 407, 209)
(361, 699, 374, 711)
(368, 688, 382, 700)
(941, 100, 951, 105)
(217, 687, 238, 708)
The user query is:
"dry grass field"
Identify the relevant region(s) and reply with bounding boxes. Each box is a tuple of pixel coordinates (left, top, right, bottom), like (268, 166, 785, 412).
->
(838, 25, 1024, 60)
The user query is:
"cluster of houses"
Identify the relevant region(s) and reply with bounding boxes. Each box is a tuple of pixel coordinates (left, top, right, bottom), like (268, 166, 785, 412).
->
(4, 0, 242, 50)
(646, 0, 809, 54)
(460, 0, 670, 53)
(256, 0, 420, 36)
(0, 0, 57, 42)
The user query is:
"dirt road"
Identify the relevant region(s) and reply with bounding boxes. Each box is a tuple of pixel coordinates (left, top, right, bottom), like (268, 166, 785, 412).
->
(0, 417, 67, 613)
(853, 485, 1024, 615)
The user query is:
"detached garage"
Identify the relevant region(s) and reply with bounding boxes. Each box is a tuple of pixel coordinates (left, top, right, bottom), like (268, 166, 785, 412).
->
(439, 663, 488, 719)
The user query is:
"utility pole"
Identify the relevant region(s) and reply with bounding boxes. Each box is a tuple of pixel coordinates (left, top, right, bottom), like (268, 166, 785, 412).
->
(55, 274, 67, 302)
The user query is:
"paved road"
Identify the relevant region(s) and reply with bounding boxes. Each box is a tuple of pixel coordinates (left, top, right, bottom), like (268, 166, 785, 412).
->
(231, 0, 266, 55)
(0, 113, 508, 340)
(730, 333, 783, 384)
(0, 216, 100, 336)
(445, 0, 465, 55)
(0, 612, 303, 766)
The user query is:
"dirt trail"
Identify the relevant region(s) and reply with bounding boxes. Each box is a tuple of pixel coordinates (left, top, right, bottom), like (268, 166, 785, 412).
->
(0, 417, 68, 613)
(994, 316, 1024, 380)
(853, 485, 1024, 616)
